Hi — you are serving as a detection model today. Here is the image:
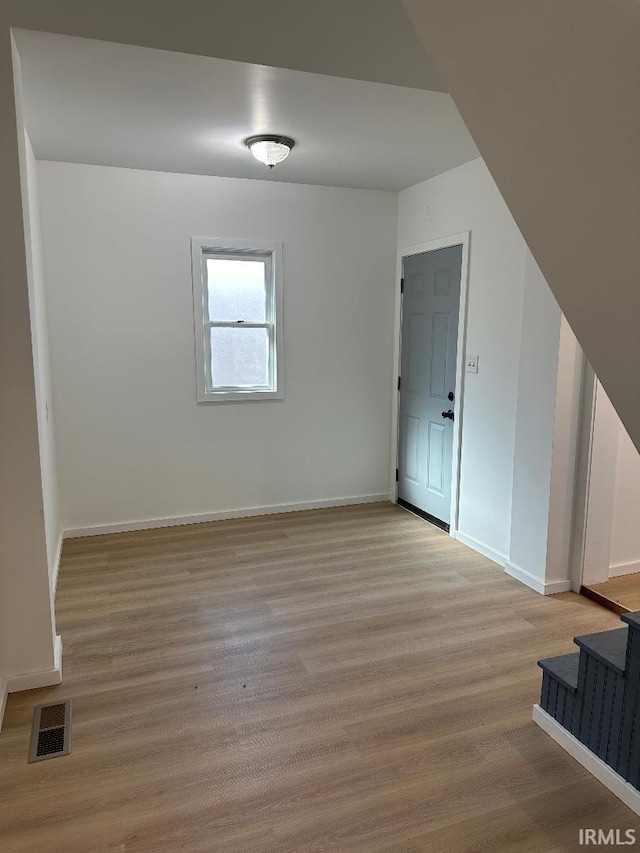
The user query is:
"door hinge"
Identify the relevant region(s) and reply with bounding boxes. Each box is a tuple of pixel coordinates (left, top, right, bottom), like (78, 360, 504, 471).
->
(397, 376, 401, 391)
(400, 278, 404, 294)
(395, 468, 399, 482)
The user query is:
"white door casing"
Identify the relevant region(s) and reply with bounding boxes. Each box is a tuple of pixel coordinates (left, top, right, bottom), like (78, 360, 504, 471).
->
(397, 245, 462, 525)
(389, 231, 471, 538)
(392, 233, 470, 533)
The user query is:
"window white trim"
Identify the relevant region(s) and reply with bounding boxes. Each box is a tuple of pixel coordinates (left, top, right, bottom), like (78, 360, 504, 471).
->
(191, 237, 284, 403)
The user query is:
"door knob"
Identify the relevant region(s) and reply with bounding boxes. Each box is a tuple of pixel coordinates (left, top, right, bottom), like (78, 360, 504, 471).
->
(448, 391, 454, 402)
(442, 410, 454, 421)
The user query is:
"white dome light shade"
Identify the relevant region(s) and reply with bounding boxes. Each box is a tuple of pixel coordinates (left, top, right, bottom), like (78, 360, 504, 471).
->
(244, 135, 295, 169)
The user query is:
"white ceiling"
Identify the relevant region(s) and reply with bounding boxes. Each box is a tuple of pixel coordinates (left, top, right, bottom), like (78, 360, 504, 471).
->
(14, 30, 478, 192)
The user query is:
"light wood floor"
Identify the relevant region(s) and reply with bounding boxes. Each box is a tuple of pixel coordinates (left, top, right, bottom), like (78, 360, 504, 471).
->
(586, 572, 640, 614)
(1, 502, 639, 852)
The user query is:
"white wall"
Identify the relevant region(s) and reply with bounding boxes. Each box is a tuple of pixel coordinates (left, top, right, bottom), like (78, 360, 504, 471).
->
(398, 158, 527, 563)
(580, 381, 622, 587)
(38, 162, 397, 532)
(506, 254, 563, 592)
(546, 318, 584, 591)
(0, 26, 59, 715)
(398, 157, 577, 591)
(610, 424, 640, 576)
(23, 132, 61, 589)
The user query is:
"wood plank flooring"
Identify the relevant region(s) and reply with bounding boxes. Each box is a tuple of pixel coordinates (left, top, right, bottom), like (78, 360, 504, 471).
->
(1, 502, 639, 852)
(585, 572, 640, 614)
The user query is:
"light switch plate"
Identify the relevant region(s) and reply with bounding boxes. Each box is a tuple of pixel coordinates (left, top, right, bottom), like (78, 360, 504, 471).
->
(466, 354, 479, 374)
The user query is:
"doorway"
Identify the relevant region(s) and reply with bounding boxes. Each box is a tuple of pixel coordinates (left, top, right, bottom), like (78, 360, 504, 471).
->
(396, 242, 465, 532)
(574, 373, 640, 613)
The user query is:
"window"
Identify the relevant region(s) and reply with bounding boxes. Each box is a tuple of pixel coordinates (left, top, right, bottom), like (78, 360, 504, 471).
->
(191, 238, 283, 402)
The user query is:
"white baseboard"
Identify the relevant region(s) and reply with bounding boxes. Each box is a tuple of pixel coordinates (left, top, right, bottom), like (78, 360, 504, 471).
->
(6, 635, 63, 694)
(504, 561, 571, 596)
(543, 578, 572, 594)
(505, 562, 545, 594)
(609, 560, 640, 578)
(63, 494, 390, 539)
(453, 530, 507, 567)
(533, 704, 640, 816)
(0, 677, 7, 732)
(51, 531, 63, 597)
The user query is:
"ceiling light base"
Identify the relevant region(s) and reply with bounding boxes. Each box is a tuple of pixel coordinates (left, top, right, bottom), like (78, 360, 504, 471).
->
(244, 134, 295, 168)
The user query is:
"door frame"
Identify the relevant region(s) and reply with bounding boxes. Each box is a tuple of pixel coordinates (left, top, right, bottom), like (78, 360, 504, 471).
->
(390, 231, 471, 536)
(570, 369, 622, 591)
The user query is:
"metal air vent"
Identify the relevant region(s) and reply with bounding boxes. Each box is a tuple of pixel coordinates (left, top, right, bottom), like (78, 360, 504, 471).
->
(28, 700, 72, 763)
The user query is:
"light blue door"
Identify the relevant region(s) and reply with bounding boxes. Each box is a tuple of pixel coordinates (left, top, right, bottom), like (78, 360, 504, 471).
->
(397, 245, 462, 528)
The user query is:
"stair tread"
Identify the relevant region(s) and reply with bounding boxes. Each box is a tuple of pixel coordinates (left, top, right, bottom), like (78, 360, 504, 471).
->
(574, 627, 627, 676)
(621, 611, 640, 630)
(538, 652, 579, 692)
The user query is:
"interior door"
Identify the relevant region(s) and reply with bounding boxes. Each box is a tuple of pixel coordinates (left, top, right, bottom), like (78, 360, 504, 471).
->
(397, 245, 462, 529)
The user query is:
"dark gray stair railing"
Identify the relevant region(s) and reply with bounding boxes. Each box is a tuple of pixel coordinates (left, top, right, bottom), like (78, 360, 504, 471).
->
(538, 612, 640, 789)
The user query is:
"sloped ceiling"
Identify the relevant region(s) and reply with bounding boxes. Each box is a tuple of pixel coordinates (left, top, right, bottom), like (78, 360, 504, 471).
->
(2, 0, 443, 91)
(404, 0, 640, 450)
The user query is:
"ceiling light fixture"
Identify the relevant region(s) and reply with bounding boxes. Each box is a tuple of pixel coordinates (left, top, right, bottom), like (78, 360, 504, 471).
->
(244, 134, 295, 169)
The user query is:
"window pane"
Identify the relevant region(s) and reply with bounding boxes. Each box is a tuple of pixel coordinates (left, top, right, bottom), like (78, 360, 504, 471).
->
(207, 258, 267, 323)
(210, 326, 270, 388)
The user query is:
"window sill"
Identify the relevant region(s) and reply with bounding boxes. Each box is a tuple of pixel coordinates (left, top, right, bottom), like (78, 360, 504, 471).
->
(197, 389, 284, 404)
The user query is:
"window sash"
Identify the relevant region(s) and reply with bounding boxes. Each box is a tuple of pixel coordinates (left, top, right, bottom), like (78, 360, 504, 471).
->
(204, 252, 273, 325)
(204, 321, 276, 392)
(202, 251, 276, 393)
